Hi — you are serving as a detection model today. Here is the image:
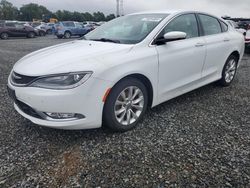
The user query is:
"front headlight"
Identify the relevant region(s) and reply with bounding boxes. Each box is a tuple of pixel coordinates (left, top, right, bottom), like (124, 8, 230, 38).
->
(30, 72, 92, 89)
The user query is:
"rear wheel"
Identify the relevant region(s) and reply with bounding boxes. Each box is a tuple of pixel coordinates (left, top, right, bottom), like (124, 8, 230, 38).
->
(1, 32, 8, 39)
(64, 31, 71, 39)
(27, 32, 35, 38)
(103, 78, 148, 132)
(46, 29, 52, 34)
(218, 55, 238, 86)
(39, 31, 46, 36)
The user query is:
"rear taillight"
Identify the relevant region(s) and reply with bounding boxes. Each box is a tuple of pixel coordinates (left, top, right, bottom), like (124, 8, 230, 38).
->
(245, 38, 250, 42)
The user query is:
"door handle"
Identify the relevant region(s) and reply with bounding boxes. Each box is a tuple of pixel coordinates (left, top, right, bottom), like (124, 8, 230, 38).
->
(195, 43, 205, 47)
(224, 38, 230, 42)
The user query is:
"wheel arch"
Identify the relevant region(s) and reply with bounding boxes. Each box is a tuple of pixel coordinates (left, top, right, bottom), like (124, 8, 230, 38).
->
(64, 30, 72, 35)
(108, 73, 154, 108)
(230, 50, 240, 62)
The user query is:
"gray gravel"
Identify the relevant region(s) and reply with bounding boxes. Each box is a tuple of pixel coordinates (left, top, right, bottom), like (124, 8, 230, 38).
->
(0, 36, 250, 187)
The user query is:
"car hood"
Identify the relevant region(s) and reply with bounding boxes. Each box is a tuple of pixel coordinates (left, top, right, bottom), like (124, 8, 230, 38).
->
(13, 40, 134, 76)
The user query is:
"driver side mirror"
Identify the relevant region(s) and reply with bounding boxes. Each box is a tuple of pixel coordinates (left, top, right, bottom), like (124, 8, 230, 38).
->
(154, 31, 187, 45)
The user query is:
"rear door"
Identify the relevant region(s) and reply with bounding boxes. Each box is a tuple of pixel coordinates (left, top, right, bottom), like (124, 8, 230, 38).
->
(68, 22, 77, 35)
(14, 23, 27, 36)
(74, 22, 84, 35)
(198, 14, 231, 78)
(5, 22, 17, 36)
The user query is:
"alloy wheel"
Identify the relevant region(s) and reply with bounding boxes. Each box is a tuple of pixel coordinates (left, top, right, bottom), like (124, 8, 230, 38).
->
(64, 32, 71, 39)
(114, 86, 144, 126)
(225, 59, 236, 83)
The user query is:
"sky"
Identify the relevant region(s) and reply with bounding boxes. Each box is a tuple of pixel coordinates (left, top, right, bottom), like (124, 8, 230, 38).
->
(8, 0, 250, 18)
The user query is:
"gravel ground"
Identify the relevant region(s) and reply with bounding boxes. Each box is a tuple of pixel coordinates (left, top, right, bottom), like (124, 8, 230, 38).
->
(0, 36, 250, 188)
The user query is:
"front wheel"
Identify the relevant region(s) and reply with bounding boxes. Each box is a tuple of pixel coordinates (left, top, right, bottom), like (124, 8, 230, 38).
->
(1, 32, 8, 39)
(27, 32, 35, 38)
(103, 78, 148, 132)
(64, 31, 71, 39)
(218, 55, 238, 86)
(39, 31, 46, 36)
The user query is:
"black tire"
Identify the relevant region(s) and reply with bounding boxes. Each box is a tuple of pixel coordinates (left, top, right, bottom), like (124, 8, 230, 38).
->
(57, 35, 63, 39)
(103, 78, 148, 132)
(64, 31, 71, 39)
(39, 31, 46, 36)
(0, 32, 8, 39)
(218, 55, 238, 87)
(27, 32, 35, 38)
(46, 29, 52, 35)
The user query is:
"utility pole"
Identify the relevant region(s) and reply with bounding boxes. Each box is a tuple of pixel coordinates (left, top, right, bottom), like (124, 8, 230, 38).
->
(120, 0, 124, 16)
(116, 0, 120, 17)
(116, 0, 124, 17)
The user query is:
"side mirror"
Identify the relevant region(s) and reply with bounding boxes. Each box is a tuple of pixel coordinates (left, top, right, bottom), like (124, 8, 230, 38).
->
(154, 31, 187, 45)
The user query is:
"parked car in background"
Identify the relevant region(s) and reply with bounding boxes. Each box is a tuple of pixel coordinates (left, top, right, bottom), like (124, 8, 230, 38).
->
(46, 23, 55, 34)
(245, 30, 250, 48)
(55, 21, 91, 39)
(30, 22, 54, 34)
(238, 20, 250, 30)
(84, 23, 99, 31)
(97, 21, 106, 25)
(8, 11, 245, 131)
(34, 28, 46, 36)
(0, 21, 37, 39)
(226, 20, 246, 34)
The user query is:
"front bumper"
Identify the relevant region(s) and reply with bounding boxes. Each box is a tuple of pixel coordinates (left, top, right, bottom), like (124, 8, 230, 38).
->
(8, 76, 112, 130)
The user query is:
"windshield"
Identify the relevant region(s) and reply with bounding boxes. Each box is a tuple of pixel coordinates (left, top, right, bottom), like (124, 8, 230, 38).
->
(84, 14, 168, 44)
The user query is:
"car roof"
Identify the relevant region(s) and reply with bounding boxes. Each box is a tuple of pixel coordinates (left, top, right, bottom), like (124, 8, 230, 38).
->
(129, 10, 220, 17)
(129, 10, 181, 15)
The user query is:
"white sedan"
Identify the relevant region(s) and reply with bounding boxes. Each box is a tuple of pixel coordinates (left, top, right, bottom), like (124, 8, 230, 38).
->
(8, 10, 245, 131)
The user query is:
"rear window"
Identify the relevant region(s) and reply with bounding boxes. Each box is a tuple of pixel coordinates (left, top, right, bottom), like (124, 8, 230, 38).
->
(62, 22, 75, 27)
(199, 14, 222, 36)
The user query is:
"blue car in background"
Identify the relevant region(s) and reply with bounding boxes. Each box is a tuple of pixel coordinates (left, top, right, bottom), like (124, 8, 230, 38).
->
(55, 21, 91, 39)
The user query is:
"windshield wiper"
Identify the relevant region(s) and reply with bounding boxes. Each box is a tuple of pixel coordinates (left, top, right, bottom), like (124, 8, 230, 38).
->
(91, 38, 120, 43)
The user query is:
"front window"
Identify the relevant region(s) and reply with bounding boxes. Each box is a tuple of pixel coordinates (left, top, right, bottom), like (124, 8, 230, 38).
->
(62, 22, 75, 27)
(159, 14, 199, 39)
(84, 14, 168, 44)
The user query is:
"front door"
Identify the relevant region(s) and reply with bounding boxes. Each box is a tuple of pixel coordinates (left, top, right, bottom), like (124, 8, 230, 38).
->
(155, 13, 206, 103)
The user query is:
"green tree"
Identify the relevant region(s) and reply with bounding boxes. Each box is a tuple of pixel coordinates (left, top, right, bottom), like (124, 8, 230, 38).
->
(93, 11, 105, 22)
(0, 0, 117, 22)
(72, 11, 84, 22)
(0, 0, 19, 20)
(19, 3, 51, 21)
(82, 12, 93, 21)
(106, 14, 116, 21)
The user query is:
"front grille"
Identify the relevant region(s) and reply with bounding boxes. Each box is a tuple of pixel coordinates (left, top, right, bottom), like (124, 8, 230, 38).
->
(11, 72, 38, 86)
(15, 100, 42, 119)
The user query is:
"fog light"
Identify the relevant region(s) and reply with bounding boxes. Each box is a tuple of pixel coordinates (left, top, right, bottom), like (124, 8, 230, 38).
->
(45, 112, 85, 120)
